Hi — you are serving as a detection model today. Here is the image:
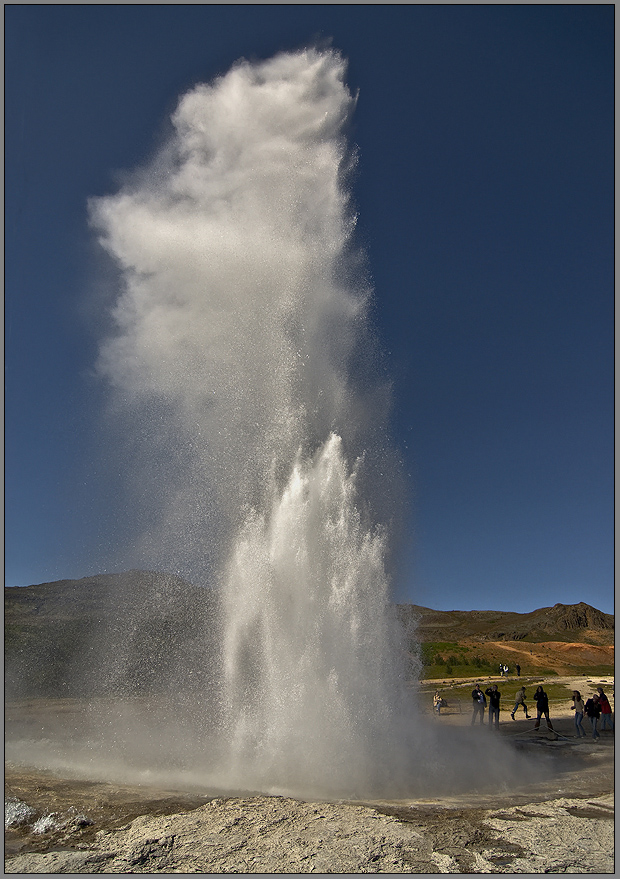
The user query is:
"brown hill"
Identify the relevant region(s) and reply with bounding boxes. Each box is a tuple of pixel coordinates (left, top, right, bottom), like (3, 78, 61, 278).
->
(397, 601, 614, 677)
(397, 601, 614, 645)
(5, 571, 220, 700)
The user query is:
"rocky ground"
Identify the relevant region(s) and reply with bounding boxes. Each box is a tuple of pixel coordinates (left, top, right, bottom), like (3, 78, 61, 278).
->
(5, 682, 614, 874)
(5, 780, 614, 874)
(3, 788, 615, 874)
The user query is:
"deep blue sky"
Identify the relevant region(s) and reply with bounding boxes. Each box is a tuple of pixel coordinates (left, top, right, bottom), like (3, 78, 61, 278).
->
(5, 5, 614, 614)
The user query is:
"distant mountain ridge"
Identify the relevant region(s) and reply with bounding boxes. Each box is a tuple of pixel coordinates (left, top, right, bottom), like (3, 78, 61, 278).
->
(5, 572, 614, 698)
(398, 601, 614, 645)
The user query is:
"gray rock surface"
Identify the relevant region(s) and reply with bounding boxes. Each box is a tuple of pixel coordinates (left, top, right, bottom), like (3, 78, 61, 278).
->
(5, 792, 614, 874)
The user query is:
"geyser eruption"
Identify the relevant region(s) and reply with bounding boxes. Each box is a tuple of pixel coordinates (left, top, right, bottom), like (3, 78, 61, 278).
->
(92, 48, 391, 561)
(90, 47, 417, 797)
(220, 434, 411, 795)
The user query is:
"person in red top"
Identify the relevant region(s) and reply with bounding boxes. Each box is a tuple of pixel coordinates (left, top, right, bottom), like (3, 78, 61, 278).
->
(597, 687, 614, 731)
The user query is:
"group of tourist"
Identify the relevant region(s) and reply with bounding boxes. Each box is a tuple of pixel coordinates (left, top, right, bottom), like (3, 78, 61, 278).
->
(470, 683, 504, 729)
(571, 688, 614, 740)
(433, 682, 614, 740)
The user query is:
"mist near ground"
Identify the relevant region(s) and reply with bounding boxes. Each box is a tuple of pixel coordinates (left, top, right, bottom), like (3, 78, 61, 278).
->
(6, 692, 560, 802)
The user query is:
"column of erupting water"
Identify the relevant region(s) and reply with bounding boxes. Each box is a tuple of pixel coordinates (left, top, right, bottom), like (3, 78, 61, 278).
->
(220, 434, 411, 796)
(92, 47, 418, 797)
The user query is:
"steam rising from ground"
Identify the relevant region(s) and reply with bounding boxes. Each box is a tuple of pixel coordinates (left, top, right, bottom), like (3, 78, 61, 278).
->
(69, 47, 555, 798)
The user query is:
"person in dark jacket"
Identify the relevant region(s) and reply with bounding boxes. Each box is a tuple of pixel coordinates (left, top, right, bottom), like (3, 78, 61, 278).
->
(584, 694, 601, 740)
(533, 685, 554, 730)
(485, 684, 501, 730)
(471, 684, 486, 725)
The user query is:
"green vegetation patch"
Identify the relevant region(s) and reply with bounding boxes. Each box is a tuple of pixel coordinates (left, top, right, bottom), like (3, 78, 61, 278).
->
(418, 642, 497, 677)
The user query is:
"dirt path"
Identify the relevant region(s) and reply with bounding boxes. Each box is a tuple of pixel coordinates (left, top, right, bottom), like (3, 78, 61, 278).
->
(421, 672, 614, 693)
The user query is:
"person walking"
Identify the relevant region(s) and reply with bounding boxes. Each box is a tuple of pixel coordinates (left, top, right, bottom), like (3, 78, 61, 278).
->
(584, 694, 601, 740)
(471, 684, 486, 725)
(597, 688, 614, 731)
(571, 690, 586, 738)
(533, 685, 554, 731)
(485, 684, 501, 730)
(515, 664, 521, 677)
(433, 690, 442, 715)
(511, 686, 531, 720)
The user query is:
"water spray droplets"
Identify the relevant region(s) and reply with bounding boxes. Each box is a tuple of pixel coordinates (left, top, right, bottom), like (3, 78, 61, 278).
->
(93, 47, 413, 797)
(218, 434, 406, 794)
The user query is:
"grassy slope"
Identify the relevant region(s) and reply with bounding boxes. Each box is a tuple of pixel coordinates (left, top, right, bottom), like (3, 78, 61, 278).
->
(397, 602, 614, 680)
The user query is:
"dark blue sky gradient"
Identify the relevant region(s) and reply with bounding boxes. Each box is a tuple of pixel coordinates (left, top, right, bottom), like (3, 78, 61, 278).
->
(5, 5, 614, 613)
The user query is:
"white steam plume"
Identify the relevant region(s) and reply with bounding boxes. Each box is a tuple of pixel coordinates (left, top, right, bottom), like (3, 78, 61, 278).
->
(90, 48, 391, 580)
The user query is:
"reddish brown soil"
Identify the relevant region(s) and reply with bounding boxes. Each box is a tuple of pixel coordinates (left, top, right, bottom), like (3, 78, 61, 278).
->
(458, 638, 613, 676)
